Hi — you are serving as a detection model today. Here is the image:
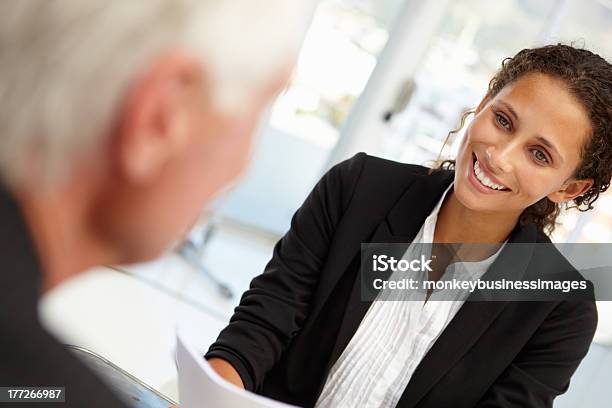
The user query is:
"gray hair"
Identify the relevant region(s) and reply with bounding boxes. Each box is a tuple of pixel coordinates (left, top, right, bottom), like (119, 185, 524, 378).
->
(0, 0, 315, 188)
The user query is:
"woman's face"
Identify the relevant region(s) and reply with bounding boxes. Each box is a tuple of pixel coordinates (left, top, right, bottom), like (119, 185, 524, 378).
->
(453, 72, 593, 218)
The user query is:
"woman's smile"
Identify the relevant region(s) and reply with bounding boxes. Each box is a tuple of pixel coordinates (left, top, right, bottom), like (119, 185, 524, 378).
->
(467, 151, 512, 194)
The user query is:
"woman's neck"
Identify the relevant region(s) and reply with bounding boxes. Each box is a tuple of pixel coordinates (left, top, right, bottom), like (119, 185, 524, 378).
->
(434, 190, 520, 244)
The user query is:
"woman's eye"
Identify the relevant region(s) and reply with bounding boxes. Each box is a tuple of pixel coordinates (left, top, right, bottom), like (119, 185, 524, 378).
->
(495, 113, 511, 130)
(531, 149, 549, 164)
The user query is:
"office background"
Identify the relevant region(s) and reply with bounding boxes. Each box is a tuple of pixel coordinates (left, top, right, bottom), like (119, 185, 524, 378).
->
(40, 0, 612, 405)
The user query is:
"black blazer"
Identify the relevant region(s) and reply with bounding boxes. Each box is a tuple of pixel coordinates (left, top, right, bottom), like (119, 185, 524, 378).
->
(0, 185, 129, 408)
(207, 153, 597, 408)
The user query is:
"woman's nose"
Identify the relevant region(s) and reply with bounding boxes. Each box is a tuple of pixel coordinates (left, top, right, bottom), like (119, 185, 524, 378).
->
(485, 146, 513, 173)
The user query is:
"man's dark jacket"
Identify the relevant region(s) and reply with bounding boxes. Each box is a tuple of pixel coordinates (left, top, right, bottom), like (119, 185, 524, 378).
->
(207, 152, 597, 408)
(0, 185, 129, 407)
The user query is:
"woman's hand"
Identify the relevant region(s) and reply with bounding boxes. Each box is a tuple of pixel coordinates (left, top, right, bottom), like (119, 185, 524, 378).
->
(207, 358, 245, 389)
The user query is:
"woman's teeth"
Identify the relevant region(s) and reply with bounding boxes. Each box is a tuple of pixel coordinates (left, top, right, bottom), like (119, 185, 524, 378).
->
(473, 160, 508, 191)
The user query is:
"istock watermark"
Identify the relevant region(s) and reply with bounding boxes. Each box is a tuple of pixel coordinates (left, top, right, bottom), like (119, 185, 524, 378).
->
(360, 243, 612, 302)
(372, 254, 433, 272)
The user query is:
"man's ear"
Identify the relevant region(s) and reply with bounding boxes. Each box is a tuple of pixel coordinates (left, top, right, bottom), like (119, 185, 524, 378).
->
(113, 50, 205, 184)
(547, 178, 594, 204)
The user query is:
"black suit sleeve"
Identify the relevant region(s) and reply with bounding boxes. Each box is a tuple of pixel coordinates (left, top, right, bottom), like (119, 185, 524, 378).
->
(205, 153, 367, 391)
(475, 294, 597, 407)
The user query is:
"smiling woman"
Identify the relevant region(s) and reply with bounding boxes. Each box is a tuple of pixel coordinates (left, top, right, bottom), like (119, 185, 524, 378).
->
(432, 44, 612, 237)
(206, 44, 612, 408)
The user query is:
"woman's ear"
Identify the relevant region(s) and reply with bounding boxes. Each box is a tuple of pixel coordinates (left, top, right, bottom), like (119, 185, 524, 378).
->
(547, 178, 594, 204)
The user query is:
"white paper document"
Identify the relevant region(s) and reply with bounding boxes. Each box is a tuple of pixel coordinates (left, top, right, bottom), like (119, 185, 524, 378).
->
(176, 329, 300, 408)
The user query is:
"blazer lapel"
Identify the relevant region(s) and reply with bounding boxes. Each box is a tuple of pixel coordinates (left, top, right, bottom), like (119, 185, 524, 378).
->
(308, 167, 453, 326)
(385, 169, 455, 238)
(396, 222, 538, 408)
(326, 169, 455, 370)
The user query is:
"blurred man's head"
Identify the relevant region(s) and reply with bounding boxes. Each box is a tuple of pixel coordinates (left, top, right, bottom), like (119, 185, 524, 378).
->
(0, 0, 314, 287)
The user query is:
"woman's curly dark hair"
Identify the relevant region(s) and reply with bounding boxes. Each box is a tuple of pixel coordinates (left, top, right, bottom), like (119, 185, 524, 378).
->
(431, 44, 612, 236)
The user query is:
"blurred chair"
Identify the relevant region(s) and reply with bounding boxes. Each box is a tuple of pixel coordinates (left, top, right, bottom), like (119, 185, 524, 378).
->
(174, 195, 234, 300)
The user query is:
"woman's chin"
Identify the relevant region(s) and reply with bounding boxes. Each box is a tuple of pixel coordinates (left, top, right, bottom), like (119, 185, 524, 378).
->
(453, 181, 492, 212)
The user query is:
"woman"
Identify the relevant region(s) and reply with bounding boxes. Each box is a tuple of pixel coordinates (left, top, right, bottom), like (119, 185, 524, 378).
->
(205, 44, 612, 407)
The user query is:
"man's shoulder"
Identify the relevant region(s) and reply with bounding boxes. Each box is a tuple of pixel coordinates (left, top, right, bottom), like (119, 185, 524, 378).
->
(0, 321, 129, 407)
